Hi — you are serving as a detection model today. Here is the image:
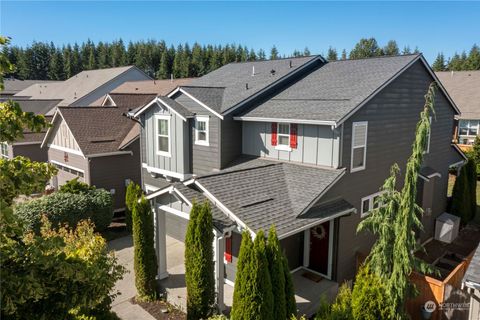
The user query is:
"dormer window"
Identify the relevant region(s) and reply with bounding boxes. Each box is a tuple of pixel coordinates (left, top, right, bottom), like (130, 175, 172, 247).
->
(271, 122, 298, 151)
(156, 115, 170, 157)
(195, 116, 209, 146)
(278, 123, 290, 146)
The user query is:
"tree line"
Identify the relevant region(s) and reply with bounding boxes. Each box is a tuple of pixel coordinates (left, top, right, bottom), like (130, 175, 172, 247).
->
(2, 38, 478, 81)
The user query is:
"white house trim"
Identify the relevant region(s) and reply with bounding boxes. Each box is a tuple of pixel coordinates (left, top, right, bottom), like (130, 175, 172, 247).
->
(12, 141, 42, 146)
(194, 116, 210, 146)
(145, 185, 173, 200)
(234, 116, 337, 126)
(50, 159, 85, 173)
(157, 98, 188, 122)
(155, 115, 171, 157)
(159, 205, 190, 220)
(168, 87, 224, 120)
(142, 163, 192, 181)
(101, 94, 117, 106)
(144, 184, 160, 194)
(88, 150, 133, 158)
(48, 144, 85, 157)
(350, 121, 368, 173)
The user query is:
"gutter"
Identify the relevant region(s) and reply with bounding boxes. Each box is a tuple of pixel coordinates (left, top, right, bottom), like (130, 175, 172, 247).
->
(87, 150, 133, 158)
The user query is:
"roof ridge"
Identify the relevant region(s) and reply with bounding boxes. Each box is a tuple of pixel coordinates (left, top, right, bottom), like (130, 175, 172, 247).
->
(196, 162, 280, 179)
(181, 85, 226, 89)
(329, 53, 421, 63)
(109, 92, 157, 95)
(224, 55, 320, 65)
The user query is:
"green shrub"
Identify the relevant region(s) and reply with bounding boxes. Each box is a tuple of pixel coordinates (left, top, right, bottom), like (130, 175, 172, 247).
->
(283, 253, 297, 319)
(253, 230, 274, 320)
(266, 226, 286, 320)
(132, 196, 157, 301)
(185, 201, 215, 319)
(451, 161, 476, 224)
(59, 178, 96, 194)
(125, 182, 142, 233)
(329, 283, 353, 320)
(14, 189, 113, 232)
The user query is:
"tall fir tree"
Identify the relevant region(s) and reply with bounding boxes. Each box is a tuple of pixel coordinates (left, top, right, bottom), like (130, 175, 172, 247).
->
(432, 53, 446, 71)
(303, 47, 311, 56)
(253, 230, 274, 320)
(349, 38, 382, 59)
(266, 226, 286, 320)
(341, 49, 347, 60)
(327, 47, 338, 61)
(384, 40, 399, 56)
(270, 46, 279, 60)
(62, 45, 73, 79)
(48, 47, 65, 80)
(257, 49, 266, 60)
(132, 196, 158, 301)
(156, 50, 169, 79)
(358, 83, 437, 318)
(185, 201, 215, 319)
(466, 44, 480, 70)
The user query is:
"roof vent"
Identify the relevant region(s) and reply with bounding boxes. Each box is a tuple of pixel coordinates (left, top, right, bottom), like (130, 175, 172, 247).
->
(252, 66, 255, 76)
(270, 69, 276, 76)
(289, 60, 292, 68)
(246, 83, 249, 90)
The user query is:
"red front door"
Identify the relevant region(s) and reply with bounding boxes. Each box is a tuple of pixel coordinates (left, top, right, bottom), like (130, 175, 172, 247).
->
(309, 221, 330, 275)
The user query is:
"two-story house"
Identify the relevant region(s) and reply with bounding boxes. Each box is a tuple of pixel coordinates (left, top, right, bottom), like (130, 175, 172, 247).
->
(133, 54, 466, 310)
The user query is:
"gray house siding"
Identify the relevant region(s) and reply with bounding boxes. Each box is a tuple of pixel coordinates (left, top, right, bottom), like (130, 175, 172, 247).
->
(242, 121, 340, 167)
(88, 140, 141, 210)
(173, 92, 221, 174)
(281, 232, 304, 270)
(75, 68, 150, 107)
(220, 116, 243, 168)
(48, 148, 90, 185)
(155, 193, 191, 241)
(321, 60, 457, 283)
(12, 144, 47, 162)
(224, 231, 242, 282)
(143, 103, 190, 175)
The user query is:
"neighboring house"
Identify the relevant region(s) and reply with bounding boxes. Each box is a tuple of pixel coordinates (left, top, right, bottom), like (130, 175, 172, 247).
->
(133, 54, 466, 309)
(436, 71, 480, 147)
(14, 66, 151, 107)
(1, 78, 60, 98)
(41, 93, 155, 210)
(463, 243, 480, 320)
(0, 99, 61, 162)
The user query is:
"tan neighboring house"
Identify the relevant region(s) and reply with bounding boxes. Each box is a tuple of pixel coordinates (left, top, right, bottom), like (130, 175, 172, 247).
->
(436, 71, 480, 149)
(41, 93, 155, 210)
(1, 78, 61, 98)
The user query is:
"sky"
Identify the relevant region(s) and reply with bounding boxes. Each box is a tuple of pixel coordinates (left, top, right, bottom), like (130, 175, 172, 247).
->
(1, 1, 479, 63)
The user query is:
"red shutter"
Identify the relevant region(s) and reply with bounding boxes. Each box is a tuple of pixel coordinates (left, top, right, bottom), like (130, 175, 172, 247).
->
(271, 122, 278, 146)
(224, 237, 232, 263)
(290, 123, 298, 149)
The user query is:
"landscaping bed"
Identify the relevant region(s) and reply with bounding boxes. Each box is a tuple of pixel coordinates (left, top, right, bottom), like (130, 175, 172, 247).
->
(131, 297, 186, 320)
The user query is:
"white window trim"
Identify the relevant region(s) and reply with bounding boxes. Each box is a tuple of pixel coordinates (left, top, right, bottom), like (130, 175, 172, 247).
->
(360, 191, 385, 218)
(275, 123, 292, 151)
(458, 119, 479, 140)
(1, 142, 9, 158)
(155, 115, 171, 157)
(350, 121, 368, 173)
(194, 116, 210, 146)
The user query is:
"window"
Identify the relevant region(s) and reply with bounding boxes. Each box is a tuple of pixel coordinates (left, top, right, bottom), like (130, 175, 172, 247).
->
(156, 116, 170, 156)
(361, 191, 385, 217)
(351, 122, 368, 172)
(195, 116, 209, 146)
(1, 142, 8, 158)
(51, 162, 84, 178)
(278, 123, 290, 146)
(459, 120, 479, 144)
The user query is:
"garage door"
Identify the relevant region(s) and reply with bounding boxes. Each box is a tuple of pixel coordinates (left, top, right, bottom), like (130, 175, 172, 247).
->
(165, 212, 188, 242)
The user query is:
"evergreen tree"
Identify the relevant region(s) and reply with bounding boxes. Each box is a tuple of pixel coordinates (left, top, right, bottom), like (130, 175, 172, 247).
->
(432, 53, 446, 71)
(270, 46, 279, 60)
(327, 47, 338, 61)
(448, 52, 465, 71)
(358, 83, 438, 318)
(156, 50, 169, 79)
(248, 48, 257, 61)
(62, 45, 73, 79)
(132, 196, 158, 301)
(451, 160, 476, 224)
(283, 253, 296, 318)
(71, 43, 82, 75)
(466, 44, 480, 70)
(258, 49, 266, 60)
(125, 182, 142, 233)
(384, 40, 399, 56)
(97, 42, 110, 69)
(231, 231, 256, 319)
(349, 38, 382, 59)
(253, 230, 274, 320)
(48, 47, 65, 80)
(303, 47, 311, 56)
(266, 226, 286, 320)
(111, 39, 126, 67)
(402, 45, 411, 55)
(16, 49, 29, 80)
(341, 49, 347, 60)
(191, 43, 204, 77)
(465, 159, 477, 222)
(185, 201, 215, 319)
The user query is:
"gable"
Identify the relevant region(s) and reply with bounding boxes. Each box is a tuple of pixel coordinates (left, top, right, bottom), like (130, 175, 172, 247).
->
(47, 116, 83, 155)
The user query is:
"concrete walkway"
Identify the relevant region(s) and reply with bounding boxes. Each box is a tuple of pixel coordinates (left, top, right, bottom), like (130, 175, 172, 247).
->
(109, 235, 156, 320)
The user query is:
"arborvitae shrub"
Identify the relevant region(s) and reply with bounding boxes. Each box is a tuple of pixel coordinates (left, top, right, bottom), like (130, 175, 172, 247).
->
(125, 182, 142, 232)
(267, 226, 286, 320)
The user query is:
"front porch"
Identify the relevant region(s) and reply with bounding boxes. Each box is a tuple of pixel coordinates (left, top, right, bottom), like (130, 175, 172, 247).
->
(158, 235, 339, 317)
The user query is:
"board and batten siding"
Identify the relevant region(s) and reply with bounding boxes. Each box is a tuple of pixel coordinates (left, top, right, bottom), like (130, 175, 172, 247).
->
(143, 103, 190, 175)
(173, 92, 221, 174)
(242, 121, 341, 168)
(47, 147, 89, 185)
(320, 60, 458, 283)
(49, 118, 82, 152)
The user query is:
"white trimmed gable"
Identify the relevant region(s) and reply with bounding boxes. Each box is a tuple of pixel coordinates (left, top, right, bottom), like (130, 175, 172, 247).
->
(47, 117, 83, 154)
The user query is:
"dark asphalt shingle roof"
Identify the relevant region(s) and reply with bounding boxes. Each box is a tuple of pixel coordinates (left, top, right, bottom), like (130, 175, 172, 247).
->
(157, 96, 195, 118)
(15, 116, 53, 144)
(185, 56, 319, 113)
(57, 106, 135, 156)
(2, 79, 61, 95)
(172, 183, 235, 230)
(194, 157, 347, 236)
(108, 93, 157, 109)
(14, 99, 62, 115)
(463, 243, 480, 289)
(436, 71, 480, 119)
(239, 54, 421, 122)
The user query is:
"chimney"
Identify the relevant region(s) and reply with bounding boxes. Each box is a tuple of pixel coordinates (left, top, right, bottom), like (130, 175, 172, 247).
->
(252, 66, 255, 76)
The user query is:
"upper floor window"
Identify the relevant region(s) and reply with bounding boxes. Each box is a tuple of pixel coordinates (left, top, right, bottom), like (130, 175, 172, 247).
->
(351, 121, 368, 172)
(271, 122, 298, 151)
(1, 142, 9, 158)
(459, 120, 479, 137)
(195, 116, 209, 146)
(156, 115, 170, 157)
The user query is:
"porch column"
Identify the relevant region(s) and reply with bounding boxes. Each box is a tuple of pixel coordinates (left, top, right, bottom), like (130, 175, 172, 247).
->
(154, 206, 168, 280)
(303, 229, 310, 267)
(214, 231, 225, 311)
